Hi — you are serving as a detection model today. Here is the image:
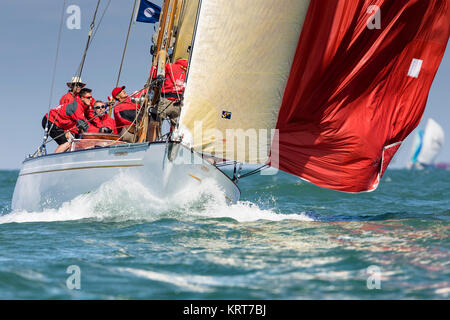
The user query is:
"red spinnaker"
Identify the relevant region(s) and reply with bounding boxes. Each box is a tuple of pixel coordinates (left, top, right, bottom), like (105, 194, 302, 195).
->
(272, 0, 450, 192)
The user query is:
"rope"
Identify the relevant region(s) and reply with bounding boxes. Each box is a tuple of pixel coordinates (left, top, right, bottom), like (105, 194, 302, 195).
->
(116, 0, 138, 87)
(75, 0, 101, 79)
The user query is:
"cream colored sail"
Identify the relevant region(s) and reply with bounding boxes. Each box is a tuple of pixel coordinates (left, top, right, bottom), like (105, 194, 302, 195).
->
(177, 0, 311, 163)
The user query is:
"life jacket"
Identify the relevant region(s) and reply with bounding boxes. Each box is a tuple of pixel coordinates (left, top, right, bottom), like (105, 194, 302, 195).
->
(46, 100, 90, 134)
(151, 59, 188, 101)
(113, 90, 144, 130)
(87, 113, 118, 134)
(59, 93, 99, 127)
(59, 92, 77, 105)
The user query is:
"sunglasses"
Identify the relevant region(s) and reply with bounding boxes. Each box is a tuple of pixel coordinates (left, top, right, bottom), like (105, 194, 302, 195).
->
(94, 105, 106, 109)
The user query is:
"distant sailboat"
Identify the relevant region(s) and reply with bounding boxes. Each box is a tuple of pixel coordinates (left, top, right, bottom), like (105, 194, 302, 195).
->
(408, 118, 445, 169)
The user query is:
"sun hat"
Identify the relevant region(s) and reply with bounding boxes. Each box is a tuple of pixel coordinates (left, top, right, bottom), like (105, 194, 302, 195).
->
(66, 76, 86, 88)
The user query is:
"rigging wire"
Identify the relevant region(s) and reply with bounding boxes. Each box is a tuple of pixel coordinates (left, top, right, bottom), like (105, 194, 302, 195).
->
(41, 0, 67, 154)
(47, 0, 67, 111)
(116, 0, 138, 87)
(73, 0, 111, 78)
(75, 0, 102, 79)
(91, 0, 112, 42)
(236, 164, 271, 180)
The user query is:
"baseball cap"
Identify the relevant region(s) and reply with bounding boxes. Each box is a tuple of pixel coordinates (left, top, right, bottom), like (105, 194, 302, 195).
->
(112, 86, 126, 99)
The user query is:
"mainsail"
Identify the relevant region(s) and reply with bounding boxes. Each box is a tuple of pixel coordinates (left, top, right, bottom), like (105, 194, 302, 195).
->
(178, 0, 450, 192)
(178, 0, 311, 163)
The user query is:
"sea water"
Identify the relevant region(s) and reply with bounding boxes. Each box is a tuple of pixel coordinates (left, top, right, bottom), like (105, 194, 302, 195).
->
(0, 169, 448, 299)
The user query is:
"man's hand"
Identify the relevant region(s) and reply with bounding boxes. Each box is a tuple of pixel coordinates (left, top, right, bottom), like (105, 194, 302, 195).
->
(99, 127, 113, 134)
(107, 96, 115, 106)
(76, 120, 89, 133)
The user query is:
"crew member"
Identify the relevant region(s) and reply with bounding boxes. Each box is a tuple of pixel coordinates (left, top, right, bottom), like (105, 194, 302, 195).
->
(60, 77, 100, 128)
(59, 76, 86, 105)
(112, 86, 143, 142)
(88, 101, 118, 134)
(151, 59, 188, 127)
(42, 88, 93, 153)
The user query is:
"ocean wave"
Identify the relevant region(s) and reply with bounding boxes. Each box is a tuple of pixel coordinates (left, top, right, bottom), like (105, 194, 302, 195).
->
(0, 173, 315, 225)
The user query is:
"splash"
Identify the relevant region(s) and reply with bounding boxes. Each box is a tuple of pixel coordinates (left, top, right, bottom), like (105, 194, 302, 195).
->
(1, 173, 315, 224)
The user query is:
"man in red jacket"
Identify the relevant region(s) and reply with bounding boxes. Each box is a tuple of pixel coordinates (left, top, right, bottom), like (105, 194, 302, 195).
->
(151, 59, 187, 127)
(88, 101, 118, 134)
(59, 76, 85, 105)
(112, 86, 143, 142)
(42, 88, 93, 153)
(60, 78, 100, 128)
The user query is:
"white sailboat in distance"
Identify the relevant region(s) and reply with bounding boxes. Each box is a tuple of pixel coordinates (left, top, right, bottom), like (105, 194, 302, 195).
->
(408, 118, 445, 169)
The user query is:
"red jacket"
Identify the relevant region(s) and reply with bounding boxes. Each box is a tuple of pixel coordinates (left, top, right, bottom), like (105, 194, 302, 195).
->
(59, 92, 77, 105)
(46, 100, 90, 134)
(113, 90, 145, 130)
(87, 113, 118, 134)
(59, 93, 100, 127)
(151, 59, 187, 100)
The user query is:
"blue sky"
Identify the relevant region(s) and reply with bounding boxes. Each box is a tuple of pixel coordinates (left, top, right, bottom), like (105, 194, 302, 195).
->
(0, 0, 448, 169)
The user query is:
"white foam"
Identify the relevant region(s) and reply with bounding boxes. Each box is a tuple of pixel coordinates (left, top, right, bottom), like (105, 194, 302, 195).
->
(1, 173, 315, 224)
(117, 267, 216, 293)
(200, 200, 314, 222)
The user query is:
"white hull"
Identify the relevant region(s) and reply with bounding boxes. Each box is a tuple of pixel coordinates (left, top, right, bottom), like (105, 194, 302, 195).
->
(12, 142, 240, 211)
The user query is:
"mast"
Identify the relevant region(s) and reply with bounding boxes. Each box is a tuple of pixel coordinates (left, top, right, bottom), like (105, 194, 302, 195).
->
(136, 0, 180, 143)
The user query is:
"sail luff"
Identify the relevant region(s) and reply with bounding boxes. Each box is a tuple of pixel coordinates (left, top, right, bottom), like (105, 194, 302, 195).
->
(173, 0, 196, 60)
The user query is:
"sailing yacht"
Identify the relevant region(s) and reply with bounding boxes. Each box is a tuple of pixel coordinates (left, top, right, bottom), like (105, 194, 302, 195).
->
(408, 118, 445, 169)
(12, 0, 450, 211)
